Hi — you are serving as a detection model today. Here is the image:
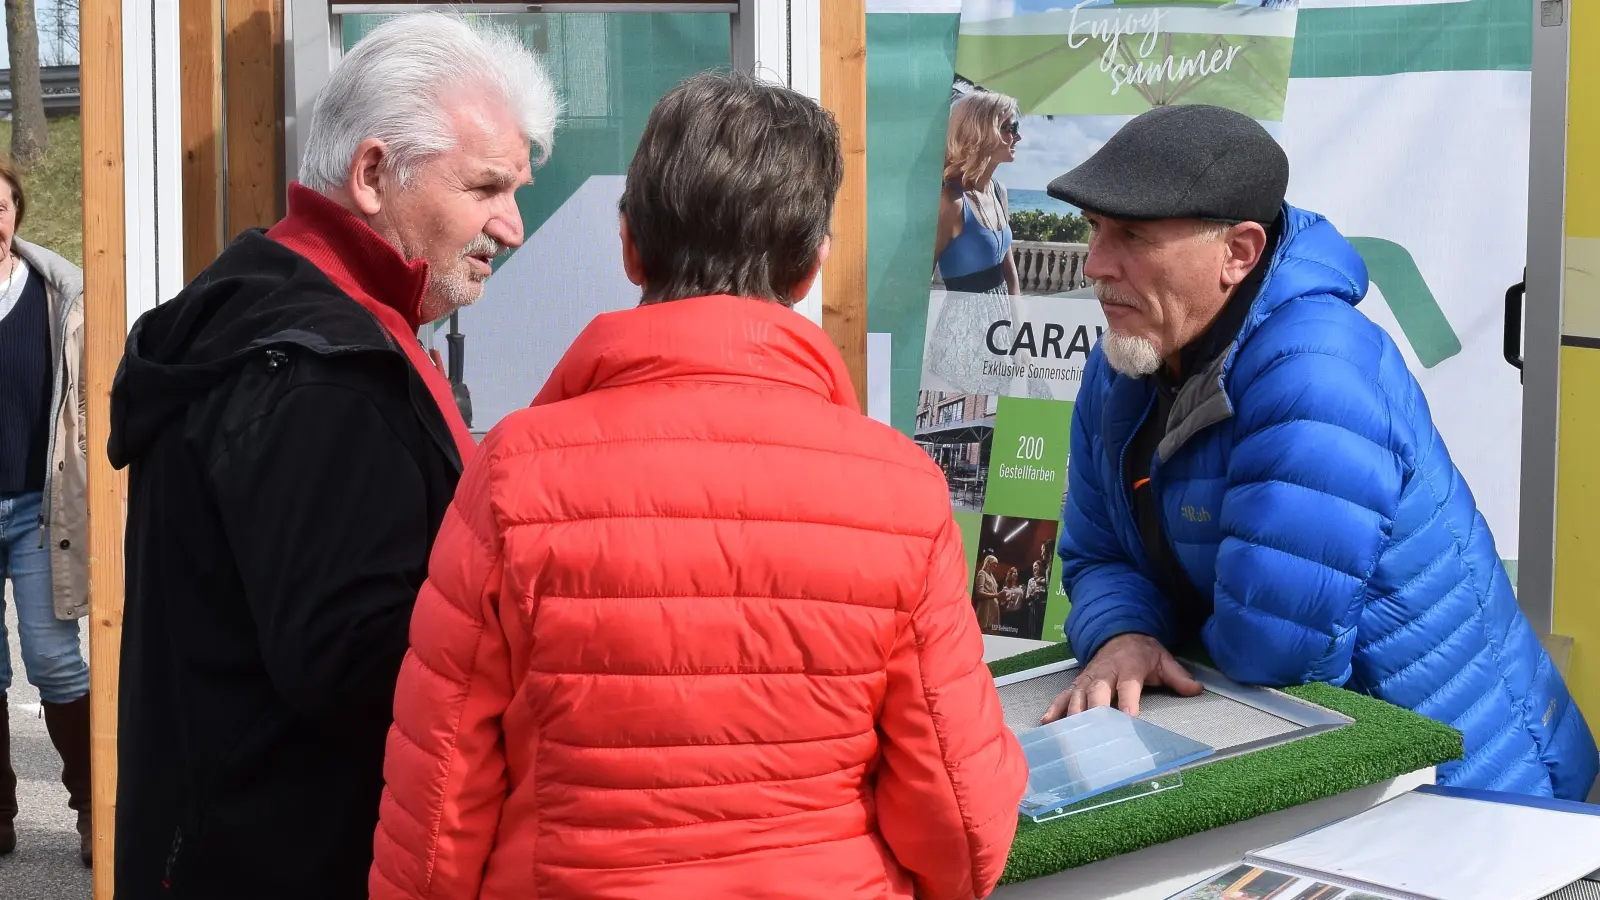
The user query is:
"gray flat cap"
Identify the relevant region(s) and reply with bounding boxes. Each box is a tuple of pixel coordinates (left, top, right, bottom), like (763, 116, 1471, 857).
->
(1046, 104, 1288, 225)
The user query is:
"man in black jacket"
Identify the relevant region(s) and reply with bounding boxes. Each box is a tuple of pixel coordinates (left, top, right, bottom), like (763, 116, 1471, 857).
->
(106, 13, 558, 899)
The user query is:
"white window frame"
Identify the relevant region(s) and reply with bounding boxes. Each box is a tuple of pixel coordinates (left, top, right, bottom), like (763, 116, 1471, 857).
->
(282, 0, 826, 325)
(733, 0, 825, 325)
(122, 0, 185, 328)
(1516, 3, 1570, 630)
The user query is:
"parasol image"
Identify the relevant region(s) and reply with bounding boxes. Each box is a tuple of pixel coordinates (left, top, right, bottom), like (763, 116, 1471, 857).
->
(953, 0, 1299, 120)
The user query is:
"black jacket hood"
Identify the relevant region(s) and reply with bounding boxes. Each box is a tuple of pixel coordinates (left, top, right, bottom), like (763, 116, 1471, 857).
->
(108, 230, 396, 468)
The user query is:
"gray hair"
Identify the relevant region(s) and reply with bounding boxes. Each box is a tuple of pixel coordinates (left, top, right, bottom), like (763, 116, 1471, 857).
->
(298, 11, 561, 192)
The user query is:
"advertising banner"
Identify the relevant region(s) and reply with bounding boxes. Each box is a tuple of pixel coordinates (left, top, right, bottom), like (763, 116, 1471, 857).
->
(874, 0, 1531, 646)
(916, 0, 1303, 643)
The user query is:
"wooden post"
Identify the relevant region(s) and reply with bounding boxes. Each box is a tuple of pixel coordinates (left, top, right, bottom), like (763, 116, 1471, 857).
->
(182, 0, 226, 280)
(820, 0, 868, 409)
(81, 0, 126, 891)
(224, 0, 286, 233)
(185, 0, 284, 276)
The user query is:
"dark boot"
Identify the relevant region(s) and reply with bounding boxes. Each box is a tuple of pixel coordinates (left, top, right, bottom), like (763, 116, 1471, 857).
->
(0, 693, 16, 855)
(41, 694, 91, 867)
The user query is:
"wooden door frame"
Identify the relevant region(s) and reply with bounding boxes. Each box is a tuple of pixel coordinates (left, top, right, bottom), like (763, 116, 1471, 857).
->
(83, 2, 863, 894)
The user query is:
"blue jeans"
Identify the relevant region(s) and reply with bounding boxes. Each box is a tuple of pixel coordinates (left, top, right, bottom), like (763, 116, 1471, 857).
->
(0, 491, 89, 704)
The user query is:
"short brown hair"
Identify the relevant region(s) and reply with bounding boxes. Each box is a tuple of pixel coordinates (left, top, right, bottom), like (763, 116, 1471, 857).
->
(619, 70, 843, 306)
(0, 162, 26, 231)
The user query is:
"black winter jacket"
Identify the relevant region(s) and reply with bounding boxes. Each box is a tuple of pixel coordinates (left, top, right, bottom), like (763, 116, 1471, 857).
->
(108, 230, 464, 900)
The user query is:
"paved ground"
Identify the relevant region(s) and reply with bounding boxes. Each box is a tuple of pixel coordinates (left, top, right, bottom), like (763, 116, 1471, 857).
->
(0, 585, 93, 899)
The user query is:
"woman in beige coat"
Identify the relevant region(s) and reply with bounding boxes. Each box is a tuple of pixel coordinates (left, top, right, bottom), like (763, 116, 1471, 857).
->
(0, 160, 91, 867)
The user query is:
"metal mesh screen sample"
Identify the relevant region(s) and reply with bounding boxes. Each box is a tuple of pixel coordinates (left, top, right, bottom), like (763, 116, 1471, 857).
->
(1545, 881, 1600, 900)
(999, 669, 1301, 752)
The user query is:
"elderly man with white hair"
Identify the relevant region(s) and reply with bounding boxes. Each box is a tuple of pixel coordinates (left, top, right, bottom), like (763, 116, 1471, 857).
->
(104, 13, 559, 899)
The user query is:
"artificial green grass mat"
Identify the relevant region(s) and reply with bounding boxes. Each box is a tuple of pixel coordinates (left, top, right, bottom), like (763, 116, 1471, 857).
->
(987, 642, 1464, 885)
(988, 640, 1080, 680)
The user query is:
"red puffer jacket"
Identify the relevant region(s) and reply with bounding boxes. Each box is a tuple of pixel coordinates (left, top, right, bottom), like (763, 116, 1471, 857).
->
(370, 295, 1028, 900)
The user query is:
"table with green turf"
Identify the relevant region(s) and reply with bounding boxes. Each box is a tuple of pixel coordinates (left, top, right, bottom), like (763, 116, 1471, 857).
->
(985, 642, 1464, 899)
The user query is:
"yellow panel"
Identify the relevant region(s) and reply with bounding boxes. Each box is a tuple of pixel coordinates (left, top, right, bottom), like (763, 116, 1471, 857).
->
(1561, 237, 1600, 340)
(1554, 345, 1600, 729)
(1555, 0, 1600, 753)
(1569, 0, 1600, 238)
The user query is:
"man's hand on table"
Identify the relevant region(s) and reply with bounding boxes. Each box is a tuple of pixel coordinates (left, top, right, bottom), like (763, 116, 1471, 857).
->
(1040, 633, 1203, 723)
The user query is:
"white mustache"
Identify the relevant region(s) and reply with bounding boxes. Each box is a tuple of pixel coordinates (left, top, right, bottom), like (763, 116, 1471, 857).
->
(461, 235, 507, 259)
(1093, 281, 1141, 310)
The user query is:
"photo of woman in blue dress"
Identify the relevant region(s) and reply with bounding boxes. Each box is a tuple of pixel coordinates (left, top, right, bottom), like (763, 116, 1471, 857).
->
(925, 88, 1036, 396)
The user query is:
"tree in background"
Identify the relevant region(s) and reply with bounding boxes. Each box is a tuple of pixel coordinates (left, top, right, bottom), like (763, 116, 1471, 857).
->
(37, 0, 75, 66)
(1010, 209, 1090, 244)
(5, 0, 48, 168)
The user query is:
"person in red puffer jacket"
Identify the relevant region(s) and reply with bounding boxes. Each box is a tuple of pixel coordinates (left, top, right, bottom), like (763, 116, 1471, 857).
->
(369, 70, 1029, 900)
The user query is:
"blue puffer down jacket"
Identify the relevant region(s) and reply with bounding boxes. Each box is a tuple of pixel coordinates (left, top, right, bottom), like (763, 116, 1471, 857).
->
(1059, 205, 1599, 799)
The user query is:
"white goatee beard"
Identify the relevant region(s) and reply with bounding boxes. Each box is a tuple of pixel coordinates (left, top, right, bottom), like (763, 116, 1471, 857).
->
(1093, 281, 1163, 377)
(1101, 330, 1163, 377)
(423, 234, 508, 321)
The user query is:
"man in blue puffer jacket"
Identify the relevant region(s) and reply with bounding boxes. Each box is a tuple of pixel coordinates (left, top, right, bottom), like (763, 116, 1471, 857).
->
(1042, 104, 1598, 800)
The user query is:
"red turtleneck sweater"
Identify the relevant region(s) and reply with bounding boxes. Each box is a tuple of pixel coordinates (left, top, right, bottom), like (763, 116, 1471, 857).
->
(267, 183, 477, 463)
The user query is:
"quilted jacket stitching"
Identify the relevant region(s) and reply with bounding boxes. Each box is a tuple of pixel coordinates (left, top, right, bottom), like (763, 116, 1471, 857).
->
(1212, 580, 1341, 644)
(1222, 535, 1366, 585)
(1375, 604, 1484, 697)
(540, 799, 864, 834)
(1405, 461, 1541, 764)
(530, 831, 880, 871)
(489, 433, 942, 480)
(528, 668, 883, 678)
(1223, 477, 1387, 523)
(1369, 515, 1459, 598)
(540, 763, 870, 792)
(537, 729, 879, 751)
(1385, 479, 1445, 541)
(413, 592, 491, 895)
(909, 518, 985, 895)
(502, 512, 943, 540)
(534, 592, 903, 612)
(1230, 415, 1396, 461)
(1359, 565, 1472, 656)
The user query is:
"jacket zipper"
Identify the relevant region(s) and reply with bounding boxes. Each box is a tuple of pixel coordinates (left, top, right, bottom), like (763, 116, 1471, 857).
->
(1136, 388, 1213, 635)
(1117, 390, 1157, 569)
(162, 825, 184, 891)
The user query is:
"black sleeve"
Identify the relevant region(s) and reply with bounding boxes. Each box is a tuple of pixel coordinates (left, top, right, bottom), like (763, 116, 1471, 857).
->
(208, 381, 430, 729)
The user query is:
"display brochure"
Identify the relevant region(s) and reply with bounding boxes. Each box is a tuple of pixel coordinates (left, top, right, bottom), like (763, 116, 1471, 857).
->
(1165, 785, 1600, 900)
(1166, 864, 1402, 900)
(916, 0, 1301, 644)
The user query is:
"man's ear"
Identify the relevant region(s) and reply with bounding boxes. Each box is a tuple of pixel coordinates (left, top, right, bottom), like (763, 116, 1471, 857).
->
(619, 216, 645, 288)
(1220, 222, 1268, 289)
(346, 138, 390, 217)
(787, 237, 831, 306)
